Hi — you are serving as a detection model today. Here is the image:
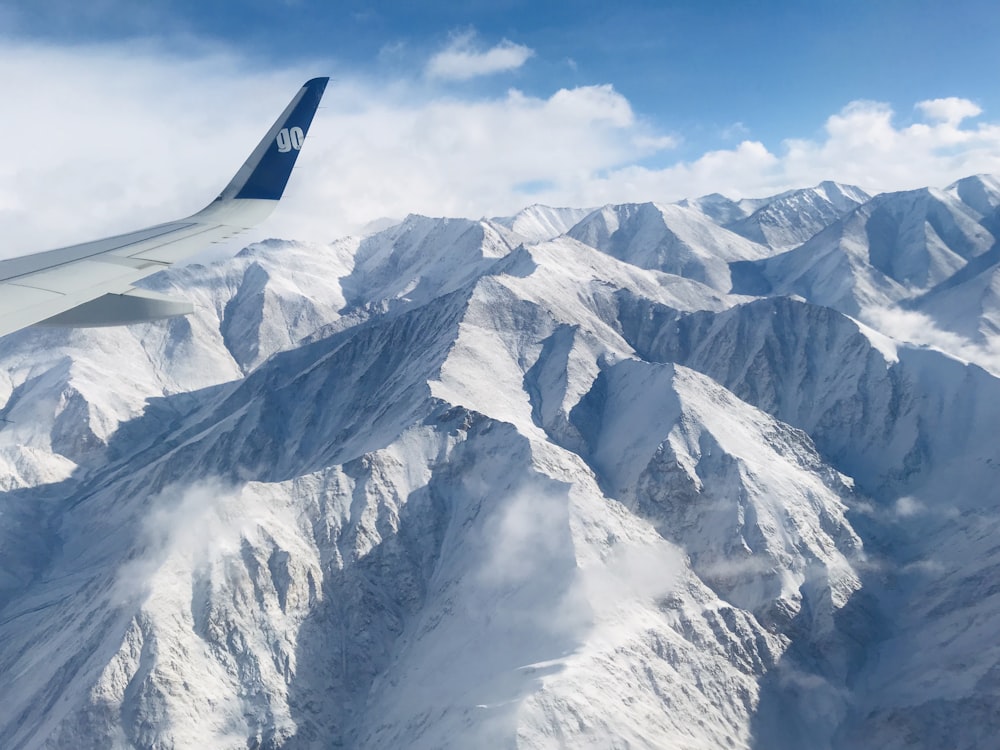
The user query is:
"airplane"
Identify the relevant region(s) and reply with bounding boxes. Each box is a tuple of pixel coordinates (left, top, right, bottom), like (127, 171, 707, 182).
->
(0, 77, 329, 339)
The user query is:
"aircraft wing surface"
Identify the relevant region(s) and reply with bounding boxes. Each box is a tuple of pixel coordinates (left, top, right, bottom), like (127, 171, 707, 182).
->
(0, 77, 328, 337)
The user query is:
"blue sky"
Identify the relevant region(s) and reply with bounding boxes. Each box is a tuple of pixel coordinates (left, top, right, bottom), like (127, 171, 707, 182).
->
(7, 0, 996, 155)
(2, 0, 1000, 247)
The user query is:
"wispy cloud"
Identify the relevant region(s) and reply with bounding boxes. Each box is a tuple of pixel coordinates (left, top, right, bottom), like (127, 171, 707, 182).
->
(426, 31, 534, 81)
(721, 121, 750, 140)
(112, 478, 252, 604)
(860, 306, 1000, 376)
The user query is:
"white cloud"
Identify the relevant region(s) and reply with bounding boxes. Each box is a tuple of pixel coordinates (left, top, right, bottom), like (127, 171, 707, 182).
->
(894, 495, 925, 518)
(112, 478, 254, 603)
(3, 40, 1000, 258)
(426, 31, 534, 81)
(0, 40, 313, 254)
(0, 42, 670, 252)
(860, 306, 1000, 376)
(576, 97, 1000, 207)
(916, 97, 982, 125)
(776, 98, 1000, 193)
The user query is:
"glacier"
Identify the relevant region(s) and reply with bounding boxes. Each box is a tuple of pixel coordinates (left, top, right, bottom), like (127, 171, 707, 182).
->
(1, 178, 999, 748)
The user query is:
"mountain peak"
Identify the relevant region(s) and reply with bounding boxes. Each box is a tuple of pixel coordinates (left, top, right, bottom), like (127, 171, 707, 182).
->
(945, 173, 1000, 217)
(566, 201, 767, 290)
(722, 181, 871, 250)
(489, 204, 593, 244)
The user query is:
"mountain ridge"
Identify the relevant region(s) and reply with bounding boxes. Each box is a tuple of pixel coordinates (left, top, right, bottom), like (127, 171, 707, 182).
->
(1, 174, 999, 748)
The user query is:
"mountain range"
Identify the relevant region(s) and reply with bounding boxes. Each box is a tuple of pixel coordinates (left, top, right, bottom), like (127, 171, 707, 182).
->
(1, 174, 999, 749)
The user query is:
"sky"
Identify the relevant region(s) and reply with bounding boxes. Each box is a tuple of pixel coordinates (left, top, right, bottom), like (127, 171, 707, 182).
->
(2, 0, 1000, 252)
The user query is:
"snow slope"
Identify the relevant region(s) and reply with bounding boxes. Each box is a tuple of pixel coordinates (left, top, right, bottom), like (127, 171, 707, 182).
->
(732, 186, 997, 315)
(567, 202, 769, 291)
(490, 204, 594, 244)
(724, 182, 871, 251)
(1, 175, 1000, 749)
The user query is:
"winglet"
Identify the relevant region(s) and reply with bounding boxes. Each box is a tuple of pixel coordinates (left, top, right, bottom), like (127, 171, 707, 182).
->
(212, 77, 329, 204)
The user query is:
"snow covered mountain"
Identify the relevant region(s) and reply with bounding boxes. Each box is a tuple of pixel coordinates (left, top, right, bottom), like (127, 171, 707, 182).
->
(679, 181, 870, 251)
(565, 201, 769, 291)
(724, 182, 871, 250)
(490, 204, 594, 244)
(2, 175, 1000, 749)
(731, 183, 997, 317)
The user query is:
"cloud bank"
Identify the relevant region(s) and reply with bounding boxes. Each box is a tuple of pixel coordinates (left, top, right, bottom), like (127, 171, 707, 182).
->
(2, 38, 999, 255)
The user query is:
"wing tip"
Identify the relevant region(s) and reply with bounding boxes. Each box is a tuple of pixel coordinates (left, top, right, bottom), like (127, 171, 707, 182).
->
(216, 77, 330, 203)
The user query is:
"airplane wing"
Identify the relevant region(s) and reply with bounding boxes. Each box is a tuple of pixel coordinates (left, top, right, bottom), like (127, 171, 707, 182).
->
(0, 76, 329, 338)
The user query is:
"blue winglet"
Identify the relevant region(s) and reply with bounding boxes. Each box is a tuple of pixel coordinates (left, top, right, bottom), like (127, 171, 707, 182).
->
(214, 77, 329, 203)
